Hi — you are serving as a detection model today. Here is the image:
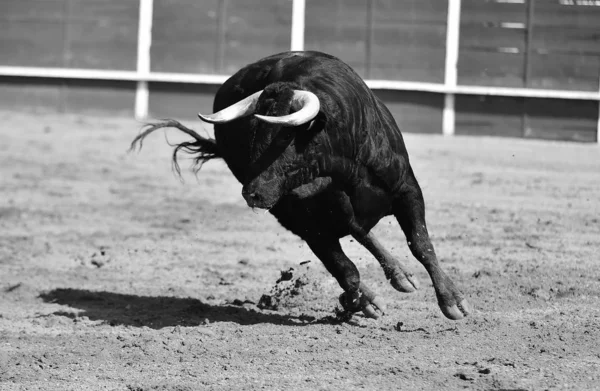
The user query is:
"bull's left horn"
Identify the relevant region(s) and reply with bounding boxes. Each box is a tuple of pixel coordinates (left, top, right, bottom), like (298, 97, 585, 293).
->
(254, 90, 320, 126)
(198, 90, 263, 124)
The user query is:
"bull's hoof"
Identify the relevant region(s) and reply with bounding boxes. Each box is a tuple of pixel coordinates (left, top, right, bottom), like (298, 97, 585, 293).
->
(339, 284, 387, 319)
(338, 290, 362, 313)
(359, 294, 386, 319)
(440, 298, 471, 320)
(390, 271, 419, 293)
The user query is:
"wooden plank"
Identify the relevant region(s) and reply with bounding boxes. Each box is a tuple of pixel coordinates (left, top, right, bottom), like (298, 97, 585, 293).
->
(532, 0, 600, 29)
(0, 76, 62, 111)
(306, 0, 448, 81)
(305, 0, 369, 76)
(67, 0, 138, 70)
(223, 0, 293, 73)
(456, 94, 598, 142)
(458, 50, 525, 87)
(369, 47, 446, 83)
(152, 0, 292, 74)
(370, 24, 447, 83)
(524, 98, 598, 142)
(0, 0, 65, 21)
(0, 22, 66, 67)
(460, 25, 526, 52)
(0, 0, 66, 68)
(0, 0, 138, 70)
(455, 95, 524, 138)
(373, 90, 444, 134)
(63, 80, 136, 115)
(151, 0, 220, 73)
(64, 0, 139, 70)
(528, 52, 600, 91)
(0, 76, 135, 115)
(68, 0, 141, 22)
(459, 0, 528, 87)
(373, 0, 447, 24)
(148, 82, 220, 119)
(526, 1, 600, 92)
(461, 0, 527, 24)
(532, 26, 600, 55)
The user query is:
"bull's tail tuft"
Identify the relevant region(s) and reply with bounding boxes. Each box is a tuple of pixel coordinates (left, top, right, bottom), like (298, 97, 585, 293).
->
(129, 119, 221, 176)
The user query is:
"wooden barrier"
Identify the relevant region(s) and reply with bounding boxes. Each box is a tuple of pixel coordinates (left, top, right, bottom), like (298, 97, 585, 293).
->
(0, 0, 598, 142)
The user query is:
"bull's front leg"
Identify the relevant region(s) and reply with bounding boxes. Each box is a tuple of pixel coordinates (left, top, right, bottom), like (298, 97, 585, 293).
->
(306, 237, 386, 319)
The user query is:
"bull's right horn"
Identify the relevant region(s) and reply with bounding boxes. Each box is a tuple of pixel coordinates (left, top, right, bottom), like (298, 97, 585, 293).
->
(254, 90, 320, 127)
(198, 90, 263, 124)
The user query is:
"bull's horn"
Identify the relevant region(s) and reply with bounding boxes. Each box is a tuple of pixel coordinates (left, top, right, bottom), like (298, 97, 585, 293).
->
(198, 90, 263, 124)
(254, 90, 320, 126)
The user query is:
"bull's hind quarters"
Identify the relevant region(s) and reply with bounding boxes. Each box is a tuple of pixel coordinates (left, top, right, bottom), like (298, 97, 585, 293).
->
(131, 51, 471, 320)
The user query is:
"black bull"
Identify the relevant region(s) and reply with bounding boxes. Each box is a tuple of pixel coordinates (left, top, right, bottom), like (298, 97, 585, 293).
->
(130, 51, 471, 320)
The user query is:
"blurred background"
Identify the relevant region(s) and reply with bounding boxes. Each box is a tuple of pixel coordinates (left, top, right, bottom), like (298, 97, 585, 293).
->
(0, 0, 598, 142)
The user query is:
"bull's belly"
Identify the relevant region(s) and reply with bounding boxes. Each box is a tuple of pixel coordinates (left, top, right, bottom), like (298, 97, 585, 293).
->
(271, 183, 393, 240)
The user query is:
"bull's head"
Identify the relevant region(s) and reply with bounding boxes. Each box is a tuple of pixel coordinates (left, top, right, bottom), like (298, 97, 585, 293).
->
(198, 83, 325, 209)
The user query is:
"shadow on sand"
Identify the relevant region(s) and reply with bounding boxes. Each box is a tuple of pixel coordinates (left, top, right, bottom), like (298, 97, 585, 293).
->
(39, 288, 320, 329)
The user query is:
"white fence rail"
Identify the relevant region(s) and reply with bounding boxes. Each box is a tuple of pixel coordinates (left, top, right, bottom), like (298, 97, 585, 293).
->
(0, 0, 598, 142)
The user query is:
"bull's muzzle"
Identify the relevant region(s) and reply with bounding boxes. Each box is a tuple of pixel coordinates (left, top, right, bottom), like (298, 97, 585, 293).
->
(242, 164, 320, 209)
(241, 177, 283, 209)
(241, 188, 266, 209)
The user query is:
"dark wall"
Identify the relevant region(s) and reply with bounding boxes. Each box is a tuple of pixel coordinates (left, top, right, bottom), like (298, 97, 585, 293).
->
(0, 0, 139, 70)
(0, 77, 136, 116)
(459, 0, 600, 91)
(456, 95, 598, 142)
(148, 82, 220, 119)
(151, 0, 292, 74)
(373, 90, 443, 134)
(0, 0, 597, 143)
(305, 0, 447, 82)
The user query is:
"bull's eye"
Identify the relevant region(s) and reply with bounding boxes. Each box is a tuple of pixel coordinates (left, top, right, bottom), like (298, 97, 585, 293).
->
(280, 130, 295, 143)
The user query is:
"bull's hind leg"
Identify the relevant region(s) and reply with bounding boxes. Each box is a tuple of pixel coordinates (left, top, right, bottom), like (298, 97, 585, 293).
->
(393, 171, 471, 320)
(306, 238, 386, 319)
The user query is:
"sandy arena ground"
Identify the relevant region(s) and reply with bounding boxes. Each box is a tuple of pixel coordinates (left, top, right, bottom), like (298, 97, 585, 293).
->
(1, 111, 599, 390)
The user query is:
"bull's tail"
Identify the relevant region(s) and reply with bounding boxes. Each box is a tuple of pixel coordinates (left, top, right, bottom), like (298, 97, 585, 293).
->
(129, 119, 222, 176)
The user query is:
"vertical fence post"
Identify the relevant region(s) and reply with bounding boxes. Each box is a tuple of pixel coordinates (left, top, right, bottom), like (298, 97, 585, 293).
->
(135, 0, 153, 120)
(291, 0, 306, 51)
(443, 0, 461, 136)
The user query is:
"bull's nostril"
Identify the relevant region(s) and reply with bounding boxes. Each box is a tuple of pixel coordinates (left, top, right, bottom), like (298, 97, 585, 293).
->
(243, 191, 261, 206)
